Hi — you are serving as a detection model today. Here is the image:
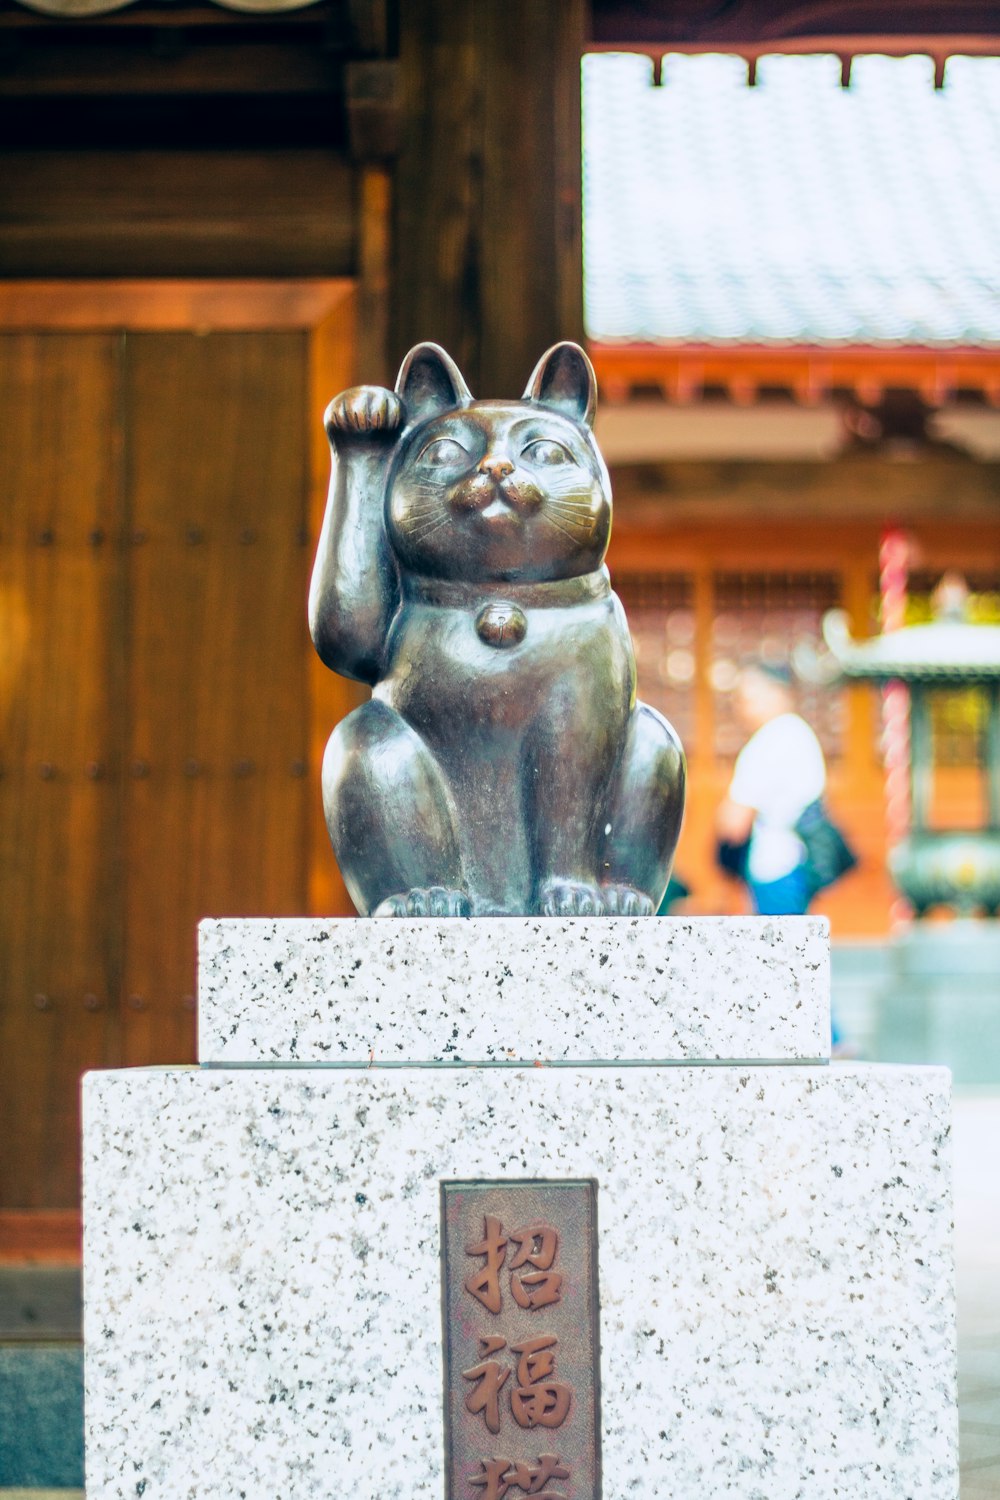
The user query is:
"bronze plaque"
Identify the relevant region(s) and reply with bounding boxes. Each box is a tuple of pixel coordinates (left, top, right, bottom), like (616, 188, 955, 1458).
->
(441, 1180, 601, 1500)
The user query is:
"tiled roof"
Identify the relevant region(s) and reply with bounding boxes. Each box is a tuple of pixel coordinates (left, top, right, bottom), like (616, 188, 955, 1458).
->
(583, 53, 1000, 347)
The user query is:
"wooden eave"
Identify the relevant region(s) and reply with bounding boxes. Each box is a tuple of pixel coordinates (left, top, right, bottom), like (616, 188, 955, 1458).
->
(587, 0, 1000, 53)
(588, 342, 1000, 407)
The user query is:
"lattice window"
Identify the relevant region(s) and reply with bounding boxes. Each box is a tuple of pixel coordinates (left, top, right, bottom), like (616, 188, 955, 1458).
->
(613, 572, 696, 753)
(711, 572, 844, 759)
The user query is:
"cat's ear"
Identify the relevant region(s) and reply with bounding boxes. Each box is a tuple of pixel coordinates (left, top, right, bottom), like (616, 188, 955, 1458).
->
(523, 342, 597, 429)
(395, 343, 472, 424)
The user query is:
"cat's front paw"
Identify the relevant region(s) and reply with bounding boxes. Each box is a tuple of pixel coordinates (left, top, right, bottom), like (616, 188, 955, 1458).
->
(601, 883, 654, 916)
(325, 386, 403, 440)
(373, 886, 472, 917)
(535, 880, 607, 917)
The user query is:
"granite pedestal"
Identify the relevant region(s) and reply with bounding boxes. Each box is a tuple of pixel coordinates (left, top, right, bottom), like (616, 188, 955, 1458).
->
(83, 917, 957, 1499)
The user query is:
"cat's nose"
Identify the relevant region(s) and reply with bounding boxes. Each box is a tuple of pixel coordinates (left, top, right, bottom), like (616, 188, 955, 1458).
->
(478, 454, 515, 481)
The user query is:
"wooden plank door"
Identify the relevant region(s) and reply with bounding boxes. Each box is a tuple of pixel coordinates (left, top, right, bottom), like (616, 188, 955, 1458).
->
(0, 332, 126, 1212)
(0, 284, 358, 1241)
(121, 331, 311, 1065)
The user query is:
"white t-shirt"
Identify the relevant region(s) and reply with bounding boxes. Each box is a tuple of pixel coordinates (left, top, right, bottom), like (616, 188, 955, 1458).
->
(729, 713, 826, 883)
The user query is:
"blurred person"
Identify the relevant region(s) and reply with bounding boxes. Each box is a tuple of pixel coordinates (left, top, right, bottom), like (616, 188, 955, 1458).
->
(715, 662, 825, 917)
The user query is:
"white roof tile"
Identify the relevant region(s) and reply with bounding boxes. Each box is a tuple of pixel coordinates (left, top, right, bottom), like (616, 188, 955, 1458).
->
(584, 53, 1000, 346)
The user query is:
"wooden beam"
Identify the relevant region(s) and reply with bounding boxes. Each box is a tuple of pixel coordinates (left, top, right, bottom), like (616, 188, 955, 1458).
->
(0, 40, 342, 95)
(591, 343, 1000, 407)
(0, 151, 356, 279)
(0, 1211, 82, 1264)
(588, 0, 1000, 46)
(586, 34, 1000, 60)
(0, 279, 354, 330)
(393, 0, 585, 397)
(609, 462, 1000, 534)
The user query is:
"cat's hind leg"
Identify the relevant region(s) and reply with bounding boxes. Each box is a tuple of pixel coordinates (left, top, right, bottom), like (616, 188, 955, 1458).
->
(600, 702, 686, 914)
(322, 699, 469, 916)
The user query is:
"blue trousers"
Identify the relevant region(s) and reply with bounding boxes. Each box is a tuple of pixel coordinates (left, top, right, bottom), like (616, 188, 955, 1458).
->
(748, 864, 811, 916)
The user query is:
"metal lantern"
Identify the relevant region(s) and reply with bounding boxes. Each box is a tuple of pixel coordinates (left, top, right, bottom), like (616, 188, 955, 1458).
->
(824, 607, 1000, 918)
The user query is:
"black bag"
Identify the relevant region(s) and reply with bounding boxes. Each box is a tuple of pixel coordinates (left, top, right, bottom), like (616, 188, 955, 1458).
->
(715, 835, 750, 880)
(794, 800, 858, 897)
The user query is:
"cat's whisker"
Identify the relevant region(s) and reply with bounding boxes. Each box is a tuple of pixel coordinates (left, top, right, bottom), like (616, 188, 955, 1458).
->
(408, 515, 451, 542)
(548, 518, 596, 536)
(546, 498, 593, 517)
(544, 508, 595, 535)
(546, 518, 593, 535)
(545, 498, 594, 518)
(539, 513, 582, 544)
(401, 501, 445, 518)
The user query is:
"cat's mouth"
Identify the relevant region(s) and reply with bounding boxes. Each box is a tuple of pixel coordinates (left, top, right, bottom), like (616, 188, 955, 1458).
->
(456, 476, 544, 523)
(480, 496, 525, 526)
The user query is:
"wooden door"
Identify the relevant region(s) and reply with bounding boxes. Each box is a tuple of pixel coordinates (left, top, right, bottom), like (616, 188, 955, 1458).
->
(0, 332, 127, 1216)
(0, 284, 358, 1251)
(121, 330, 310, 1066)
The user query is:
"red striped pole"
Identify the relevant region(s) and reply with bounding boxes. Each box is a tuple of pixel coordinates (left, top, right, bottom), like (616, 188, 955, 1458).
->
(879, 528, 911, 926)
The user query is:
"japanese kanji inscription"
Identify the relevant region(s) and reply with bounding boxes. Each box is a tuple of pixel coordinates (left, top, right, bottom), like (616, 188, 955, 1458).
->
(441, 1181, 601, 1500)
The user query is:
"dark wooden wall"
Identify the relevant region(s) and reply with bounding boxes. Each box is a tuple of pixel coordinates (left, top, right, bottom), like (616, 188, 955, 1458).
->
(0, 325, 317, 1211)
(0, 1, 358, 280)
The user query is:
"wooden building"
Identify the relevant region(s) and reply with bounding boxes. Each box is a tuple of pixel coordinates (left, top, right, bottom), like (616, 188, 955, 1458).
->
(1, 0, 999, 1255)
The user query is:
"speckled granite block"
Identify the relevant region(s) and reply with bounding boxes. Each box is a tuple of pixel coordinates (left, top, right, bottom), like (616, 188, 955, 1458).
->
(83, 1063, 955, 1500)
(197, 916, 830, 1064)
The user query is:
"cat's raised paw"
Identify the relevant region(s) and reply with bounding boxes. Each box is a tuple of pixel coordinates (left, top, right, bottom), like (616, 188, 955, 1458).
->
(601, 883, 654, 916)
(373, 886, 472, 917)
(325, 386, 403, 439)
(535, 880, 606, 917)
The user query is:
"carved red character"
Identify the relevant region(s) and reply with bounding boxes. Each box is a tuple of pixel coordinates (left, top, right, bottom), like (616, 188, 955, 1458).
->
(510, 1336, 572, 1430)
(469, 1454, 570, 1500)
(465, 1216, 507, 1314)
(466, 1216, 562, 1314)
(468, 1458, 512, 1500)
(463, 1336, 510, 1434)
(508, 1223, 563, 1311)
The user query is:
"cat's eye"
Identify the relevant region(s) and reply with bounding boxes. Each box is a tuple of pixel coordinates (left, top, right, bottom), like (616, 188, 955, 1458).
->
(417, 437, 470, 468)
(522, 438, 572, 466)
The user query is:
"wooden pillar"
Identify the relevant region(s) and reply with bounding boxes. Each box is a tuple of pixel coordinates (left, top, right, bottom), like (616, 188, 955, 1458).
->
(393, 0, 585, 397)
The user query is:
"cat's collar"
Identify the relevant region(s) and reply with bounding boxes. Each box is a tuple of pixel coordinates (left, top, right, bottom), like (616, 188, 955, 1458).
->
(404, 570, 611, 610)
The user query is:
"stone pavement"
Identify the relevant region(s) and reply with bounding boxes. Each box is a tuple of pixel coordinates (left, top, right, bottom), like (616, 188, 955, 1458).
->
(954, 1090, 1000, 1499)
(2, 1088, 998, 1500)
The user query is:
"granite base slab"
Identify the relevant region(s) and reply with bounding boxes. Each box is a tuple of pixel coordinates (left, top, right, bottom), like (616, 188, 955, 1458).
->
(197, 916, 830, 1064)
(82, 1062, 955, 1499)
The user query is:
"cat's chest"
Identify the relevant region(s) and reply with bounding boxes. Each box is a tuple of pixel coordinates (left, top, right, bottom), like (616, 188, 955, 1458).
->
(378, 595, 629, 731)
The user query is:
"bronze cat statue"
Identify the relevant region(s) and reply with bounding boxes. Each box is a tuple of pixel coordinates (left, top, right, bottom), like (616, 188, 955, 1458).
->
(309, 340, 685, 917)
